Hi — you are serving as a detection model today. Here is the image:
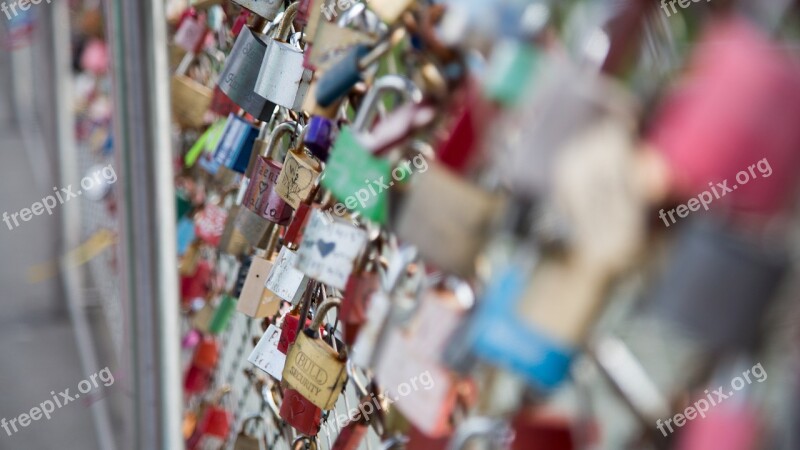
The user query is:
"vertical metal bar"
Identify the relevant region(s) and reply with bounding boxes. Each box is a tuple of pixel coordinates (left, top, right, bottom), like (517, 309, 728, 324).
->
(38, 2, 118, 449)
(104, 0, 182, 448)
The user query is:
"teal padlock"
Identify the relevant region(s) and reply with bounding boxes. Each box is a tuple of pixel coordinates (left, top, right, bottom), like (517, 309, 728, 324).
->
(483, 40, 540, 107)
(321, 75, 421, 224)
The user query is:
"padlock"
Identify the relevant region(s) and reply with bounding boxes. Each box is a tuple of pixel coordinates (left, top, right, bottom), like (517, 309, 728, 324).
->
(194, 202, 228, 248)
(395, 161, 502, 277)
(218, 205, 251, 257)
(191, 336, 220, 371)
(217, 19, 279, 121)
(332, 363, 384, 449)
(265, 246, 310, 305)
(339, 249, 379, 346)
(646, 16, 800, 219)
(275, 132, 322, 210)
(172, 53, 214, 129)
(307, 2, 383, 72)
(189, 405, 232, 450)
(208, 294, 237, 335)
(284, 202, 313, 250)
(446, 417, 511, 450)
(254, 3, 314, 111)
(295, 209, 368, 290)
(435, 78, 496, 173)
(277, 301, 315, 354)
(249, 324, 287, 381)
(303, 116, 336, 161)
(322, 75, 422, 224)
(509, 409, 577, 450)
(212, 113, 260, 176)
(332, 420, 369, 450)
(233, 414, 268, 450)
(174, 9, 207, 53)
(237, 225, 283, 318)
(282, 300, 348, 410)
(181, 259, 213, 306)
(644, 218, 789, 352)
(280, 388, 323, 436)
(375, 286, 465, 437)
(231, 0, 282, 21)
(242, 122, 298, 226)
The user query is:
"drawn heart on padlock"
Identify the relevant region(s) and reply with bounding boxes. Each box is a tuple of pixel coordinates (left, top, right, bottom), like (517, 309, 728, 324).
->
(317, 240, 336, 257)
(285, 162, 314, 198)
(286, 392, 307, 420)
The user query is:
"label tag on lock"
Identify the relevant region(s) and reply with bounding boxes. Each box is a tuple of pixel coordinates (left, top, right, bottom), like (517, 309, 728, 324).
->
(248, 324, 287, 381)
(296, 210, 368, 290)
(264, 247, 309, 304)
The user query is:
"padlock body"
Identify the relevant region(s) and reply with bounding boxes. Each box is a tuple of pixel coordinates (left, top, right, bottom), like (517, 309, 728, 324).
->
(243, 157, 293, 225)
(231, 0, 282, 20)
(218, 27, 278, 121)
(275, 150, 321, 209)
(255, 41, 313, 111)
(279, 388, 322, 436)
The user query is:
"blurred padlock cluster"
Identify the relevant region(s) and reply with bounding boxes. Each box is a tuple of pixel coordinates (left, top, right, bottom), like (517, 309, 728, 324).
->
(168, 0, 800, 449)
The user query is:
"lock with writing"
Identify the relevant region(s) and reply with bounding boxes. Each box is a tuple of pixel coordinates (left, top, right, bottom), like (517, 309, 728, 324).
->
(282, 300, 348, 410)
(254, 3, 314, 111)
(242, 122, 299, 227)
(233, 414, 269, 450)
(275, 128, 323, 210)
(322, 75, 423, 224)
(217, 16, 279, 121)
(264, 245, 309, 305)
(295, 209, 369, 290)
(249, 324, 287, 381)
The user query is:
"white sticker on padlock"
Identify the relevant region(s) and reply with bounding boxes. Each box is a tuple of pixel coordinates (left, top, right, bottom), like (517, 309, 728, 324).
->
(264, 247, 308, 304)
(248, 324, 286, 381)
(295, 210, 368, 290)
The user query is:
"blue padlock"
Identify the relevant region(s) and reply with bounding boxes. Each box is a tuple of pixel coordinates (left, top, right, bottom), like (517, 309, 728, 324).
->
(212, 113, 260, 174)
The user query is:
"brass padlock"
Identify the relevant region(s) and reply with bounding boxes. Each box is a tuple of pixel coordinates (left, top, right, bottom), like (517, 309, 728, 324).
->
(282, 300, 348, 410)
(275, 131, 322, 209)
(233, 414, 268, 450)
(172, 55, 213, 129)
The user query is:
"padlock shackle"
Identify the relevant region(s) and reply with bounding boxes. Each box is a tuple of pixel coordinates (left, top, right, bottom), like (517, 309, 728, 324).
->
(308, 300, 341, 333)
(264, 121, 302, 160)
(352, 75, 423, 133)
(276, 2, 300, 42)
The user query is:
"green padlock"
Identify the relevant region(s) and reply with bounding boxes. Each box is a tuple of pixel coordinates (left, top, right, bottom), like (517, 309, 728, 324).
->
(322, 75, 421, 224)
(208, 294, 237, 335)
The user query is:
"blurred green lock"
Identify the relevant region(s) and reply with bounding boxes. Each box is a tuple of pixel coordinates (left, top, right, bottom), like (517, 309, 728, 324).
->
(208, 294, 237, 335)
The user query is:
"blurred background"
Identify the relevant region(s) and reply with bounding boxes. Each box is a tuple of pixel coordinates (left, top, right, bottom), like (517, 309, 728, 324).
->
(0, 0, 799, 449)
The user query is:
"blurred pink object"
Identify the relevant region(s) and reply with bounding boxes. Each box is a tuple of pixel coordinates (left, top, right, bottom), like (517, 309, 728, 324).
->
(647, 16, 800, 218)
(676, 403, 760, 450)
(81, 39, 109, 75)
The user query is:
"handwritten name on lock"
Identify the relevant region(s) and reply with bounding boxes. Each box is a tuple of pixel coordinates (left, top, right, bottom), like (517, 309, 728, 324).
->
(296, 210, 368, 290)
(265, 247, 307, 304)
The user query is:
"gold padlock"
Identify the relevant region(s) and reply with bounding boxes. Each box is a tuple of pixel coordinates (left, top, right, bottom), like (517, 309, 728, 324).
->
(233, 414, 267, 450)
(282, 300, 347, 410)
(275, 136, 322, 210)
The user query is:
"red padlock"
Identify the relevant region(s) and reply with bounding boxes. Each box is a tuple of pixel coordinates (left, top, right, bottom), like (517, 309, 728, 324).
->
(646, 16, 800, 219)
(340, 265, 379, 346)
(277, 310, 314, 354)
(284, 202, 313, 250)
(180, 260, 212, 306)
(332, 420, 369, 450)
(188, 405, 232, 449)
(191, 336, 219, 371)
(280, 388, 322, 436)
(435, 79, 497, 174)
(183, 365, 211, 395)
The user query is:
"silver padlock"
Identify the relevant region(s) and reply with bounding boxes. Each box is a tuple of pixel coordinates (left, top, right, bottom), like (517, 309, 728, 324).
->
(254, 3, 314, 111)
(217, 18, 278, 121)
(231, 0, 283, 21)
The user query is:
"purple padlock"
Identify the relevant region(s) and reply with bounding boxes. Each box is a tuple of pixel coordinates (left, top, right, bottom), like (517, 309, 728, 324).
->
(303, 116, 336, 161)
